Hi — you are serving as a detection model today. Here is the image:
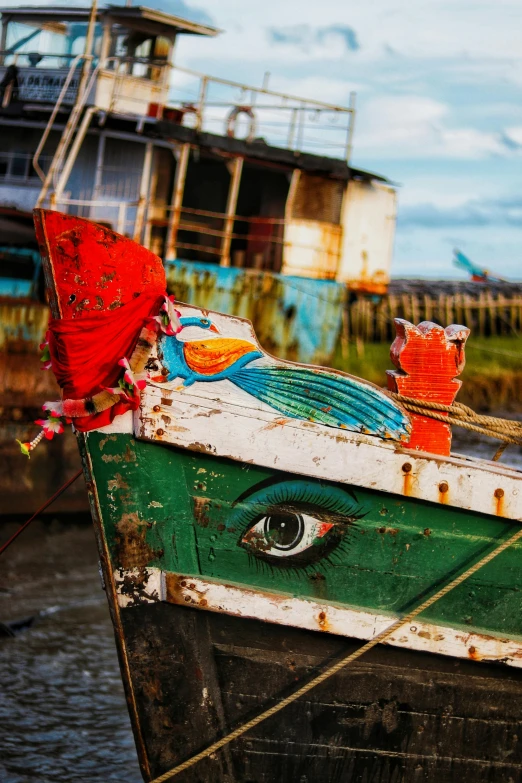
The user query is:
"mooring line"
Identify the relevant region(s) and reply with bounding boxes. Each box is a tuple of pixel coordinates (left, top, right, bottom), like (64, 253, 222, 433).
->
(0, 469, 82, 557)
(151, 523, 522, 782)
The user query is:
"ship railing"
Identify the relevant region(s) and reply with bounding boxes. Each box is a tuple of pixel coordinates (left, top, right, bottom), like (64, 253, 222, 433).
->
(32, 53, 169, 208)
(52, 197, 341, 277)
(52, 196, 139, 238)
(161, 204, 341, 275)
(167, 64, 356, 162)
(0, 151, 53, 184)
(0, 51, 84, 68)
(0, 51, 171, 107)
(1, 52, 355, 159)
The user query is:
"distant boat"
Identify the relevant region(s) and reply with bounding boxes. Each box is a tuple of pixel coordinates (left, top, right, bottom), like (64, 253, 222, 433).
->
(453, 248, 506, 283)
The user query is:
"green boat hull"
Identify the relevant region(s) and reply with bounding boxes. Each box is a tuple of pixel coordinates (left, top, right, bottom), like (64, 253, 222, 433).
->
(85, 431, 522, 650)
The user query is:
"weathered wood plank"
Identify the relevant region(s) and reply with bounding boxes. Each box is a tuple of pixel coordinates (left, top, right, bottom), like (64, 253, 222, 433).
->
(115, 568, 522, 668)
(120, 603, 522, 782)
(137, 384, 522, 520)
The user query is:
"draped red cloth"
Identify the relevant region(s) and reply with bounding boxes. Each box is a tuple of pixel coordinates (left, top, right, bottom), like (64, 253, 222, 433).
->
(48, 291, 165, 432)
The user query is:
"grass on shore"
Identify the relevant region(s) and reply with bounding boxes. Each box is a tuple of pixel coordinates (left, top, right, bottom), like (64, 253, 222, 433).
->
(331, 335, 522, 411)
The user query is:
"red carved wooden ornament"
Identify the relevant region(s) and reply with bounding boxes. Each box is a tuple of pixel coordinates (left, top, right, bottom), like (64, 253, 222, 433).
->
(387, 319, 470, 456)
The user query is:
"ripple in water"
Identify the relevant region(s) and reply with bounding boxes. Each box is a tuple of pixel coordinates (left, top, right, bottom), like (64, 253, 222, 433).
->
(0, 523, 142, 783)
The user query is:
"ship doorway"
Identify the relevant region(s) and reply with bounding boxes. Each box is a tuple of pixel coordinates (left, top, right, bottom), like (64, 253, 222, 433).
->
(176, 153, 230, 263)
(232, 162, 289, 272)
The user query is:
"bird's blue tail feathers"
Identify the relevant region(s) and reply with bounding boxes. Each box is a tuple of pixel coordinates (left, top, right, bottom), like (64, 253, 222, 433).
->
(230, 366, 410, 440)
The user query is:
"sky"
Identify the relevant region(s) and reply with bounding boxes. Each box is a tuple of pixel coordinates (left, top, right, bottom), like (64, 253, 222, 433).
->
(172, 0, 522, 279)
(4, 0, 522, 278)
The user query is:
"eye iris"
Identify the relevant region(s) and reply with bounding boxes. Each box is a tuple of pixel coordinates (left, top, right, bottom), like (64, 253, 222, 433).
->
(264, 512, 304, 550)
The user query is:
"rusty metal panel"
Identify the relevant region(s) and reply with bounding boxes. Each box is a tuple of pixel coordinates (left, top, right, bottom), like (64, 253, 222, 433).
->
(338, 180, 397, 294)
(281, 219, 342, 279)
(281, 172, 344, 279)
(164, 260, 346, 365)
(0, 301, 49, 352)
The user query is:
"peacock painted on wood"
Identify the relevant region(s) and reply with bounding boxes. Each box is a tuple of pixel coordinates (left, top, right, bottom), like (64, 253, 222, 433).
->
(158, 315, 410, 441)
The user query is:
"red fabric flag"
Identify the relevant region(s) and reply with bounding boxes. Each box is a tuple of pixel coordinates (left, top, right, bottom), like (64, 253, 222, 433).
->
(48, 290, 164, 431)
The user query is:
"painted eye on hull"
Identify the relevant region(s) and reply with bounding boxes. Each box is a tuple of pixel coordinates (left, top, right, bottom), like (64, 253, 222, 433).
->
(242, 512, 333, 557)
(231, 479, 364, 569)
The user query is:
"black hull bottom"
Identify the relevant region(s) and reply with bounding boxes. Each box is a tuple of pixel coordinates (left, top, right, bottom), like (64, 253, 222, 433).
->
(120, 602, 522, 783)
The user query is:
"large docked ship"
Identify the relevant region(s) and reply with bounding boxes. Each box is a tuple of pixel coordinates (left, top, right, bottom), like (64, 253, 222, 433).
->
(0, 3, 397, 357)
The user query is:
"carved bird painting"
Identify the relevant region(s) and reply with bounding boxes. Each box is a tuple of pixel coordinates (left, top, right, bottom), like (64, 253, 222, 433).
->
(158, 314, 410, 440)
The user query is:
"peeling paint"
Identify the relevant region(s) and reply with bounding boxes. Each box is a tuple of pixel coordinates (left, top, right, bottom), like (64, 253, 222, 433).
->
(117, 569, 522, 668)
(115, 513, 163, 569)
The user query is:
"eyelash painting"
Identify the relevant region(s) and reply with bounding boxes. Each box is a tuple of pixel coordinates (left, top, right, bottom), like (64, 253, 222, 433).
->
(228, 479, 365, 577)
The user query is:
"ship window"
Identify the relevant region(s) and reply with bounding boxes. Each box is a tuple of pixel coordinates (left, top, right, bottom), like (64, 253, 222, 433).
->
(11, 155, 27, 178)
(107, 27, 168, 80)
(3, 20, 102, 68)
(0, 150, 51, 182)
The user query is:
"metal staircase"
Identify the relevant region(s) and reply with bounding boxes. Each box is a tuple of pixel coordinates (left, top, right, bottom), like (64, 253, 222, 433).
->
(34, 1, 98, 208)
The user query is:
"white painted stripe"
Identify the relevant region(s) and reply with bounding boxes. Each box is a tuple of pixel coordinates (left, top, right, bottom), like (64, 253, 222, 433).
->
(115, 568, 522, 669)
(137, 384, 522, 521)
(114, 567, 165, 606)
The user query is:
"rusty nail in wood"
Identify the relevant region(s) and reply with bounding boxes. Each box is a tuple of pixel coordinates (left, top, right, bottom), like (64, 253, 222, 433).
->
(180, 580, 186, 587)
(439, 482, 449, 493)
(402, 463, 412, 473)
(153, 405, 161, 412)
(494, 488, 504, 499)
(156, 428, 164, 437)
(161, 368, 169, 376)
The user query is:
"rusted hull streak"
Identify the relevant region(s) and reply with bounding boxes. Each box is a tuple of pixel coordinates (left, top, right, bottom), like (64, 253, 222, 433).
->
(164, 260, 346, 365)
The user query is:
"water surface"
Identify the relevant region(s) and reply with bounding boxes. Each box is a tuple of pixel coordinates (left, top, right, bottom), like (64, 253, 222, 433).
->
(0, 522, 142, 783)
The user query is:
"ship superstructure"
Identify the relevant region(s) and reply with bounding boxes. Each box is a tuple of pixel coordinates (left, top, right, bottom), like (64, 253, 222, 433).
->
(0, 4, 397, 300)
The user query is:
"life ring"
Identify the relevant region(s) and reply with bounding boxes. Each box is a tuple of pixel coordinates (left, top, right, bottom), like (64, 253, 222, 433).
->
(226, 105, 256, 142)
(180, 103, 201, 128)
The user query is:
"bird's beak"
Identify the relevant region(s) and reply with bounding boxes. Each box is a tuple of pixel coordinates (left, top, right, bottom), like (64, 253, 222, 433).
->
(150, 374, 167, 383)
(209, 323, 220, 333)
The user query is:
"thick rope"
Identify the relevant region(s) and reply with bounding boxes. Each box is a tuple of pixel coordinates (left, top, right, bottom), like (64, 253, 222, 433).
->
(389, 393, 522, 447)
(150, 523, 522, 783)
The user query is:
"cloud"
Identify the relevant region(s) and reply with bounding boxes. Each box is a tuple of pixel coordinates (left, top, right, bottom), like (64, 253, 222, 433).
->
(354, 96, 518, 159)
(504, 127, 522, 148)
(268, 24, 359, 52)
(399, 196, 522, 229)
